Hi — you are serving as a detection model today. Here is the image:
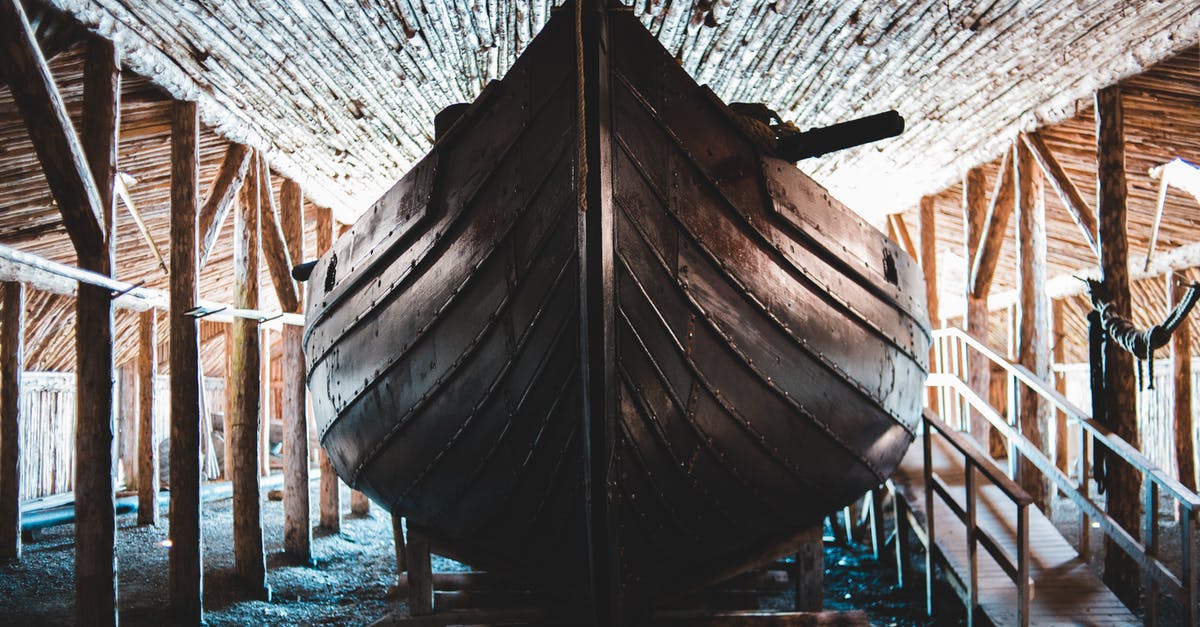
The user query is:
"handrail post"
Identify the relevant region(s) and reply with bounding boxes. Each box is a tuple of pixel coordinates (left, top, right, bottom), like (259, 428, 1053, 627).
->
(923, 418, 936, 617)
(965, 461, 978, 627)
(1017, 502, 1030, 627)
(1143, 476, 1159, 625)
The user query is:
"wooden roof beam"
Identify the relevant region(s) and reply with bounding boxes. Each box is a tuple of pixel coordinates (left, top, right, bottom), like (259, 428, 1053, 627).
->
(0, 0, 107, 255)
(256, 155, 300, 313)
(969, 144, 1016, 299)
(198, 144, 252, 270)
(1020, 131, 1101, 261)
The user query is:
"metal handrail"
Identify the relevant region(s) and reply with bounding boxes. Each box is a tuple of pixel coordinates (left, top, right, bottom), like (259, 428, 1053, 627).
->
(929, 327, 1199, 625)
(922, 408, 1031, 627)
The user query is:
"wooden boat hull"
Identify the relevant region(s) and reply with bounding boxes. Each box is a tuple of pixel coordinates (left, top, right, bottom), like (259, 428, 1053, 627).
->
(303, 5, 930, 617)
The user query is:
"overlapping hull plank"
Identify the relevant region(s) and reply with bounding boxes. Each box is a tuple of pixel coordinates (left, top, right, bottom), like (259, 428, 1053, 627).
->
(303, 5, 930, 614)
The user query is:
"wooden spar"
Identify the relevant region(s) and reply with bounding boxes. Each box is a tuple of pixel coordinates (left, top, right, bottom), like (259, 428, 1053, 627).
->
(137, 309, 159, 526)
(280, 178, 310, 561)
(258, 157, 300, 313)
(231, 156, 269, 598)
(1051, 299, 1069, 475)
(115, 174, 169, 275)
(315, 205, 340, 532)
(969, 146, 1015, 299)
(919, 196, 939, 409)
(0, 0, 106, 253)
(963, 167, 992, 450)
(74, 34, 120, 626)
(1095, 85, 1139, 607)
(119, 363, 138, 490)
(1014, 138, 1050, 513)
(0, 243, 304, 327)
(1020, 131, 1101, 260)
(168, 99, 203, 623)
(198, 143, 252, 270)
(887, 213, 918, 260)
(0, 281, 22, 559)
(1170, 271, 1195, 494)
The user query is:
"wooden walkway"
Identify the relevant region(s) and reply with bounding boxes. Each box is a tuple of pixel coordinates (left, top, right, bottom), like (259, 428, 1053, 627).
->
(892, 431, 1139, 626)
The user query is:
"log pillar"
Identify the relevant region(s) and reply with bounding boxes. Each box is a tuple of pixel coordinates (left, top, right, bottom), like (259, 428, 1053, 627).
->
(794, 526, 823, 611)
(279, 179, 311, 561)
(1095, 85, 1139, 607)
(0, 281, 23, 559)
(74, 36, 120, 626)
(137, 310, 159, 526)
(963, 167, 992, 448)
(168, 99, 204, 622)
(1170, 271, 1195, 493)
(260, 328, 272, 477)
(919, 196, 939, 410)
(393, 513, 406, 576)
(1015, 138, 1051, 513)
(1052, 299, 1069, 475)
(230, 151, 269, 598)
(314, 206, 340, 532)
(119, 362, 138, 490)
(223, 325, 234, 479)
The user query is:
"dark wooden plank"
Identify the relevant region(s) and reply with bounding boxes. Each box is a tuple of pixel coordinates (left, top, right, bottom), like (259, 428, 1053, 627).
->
(0, 281, 23, 559)
(168, 99, 203, 623)
(231, 156, 269, 598)
(136, 310, 159, 526)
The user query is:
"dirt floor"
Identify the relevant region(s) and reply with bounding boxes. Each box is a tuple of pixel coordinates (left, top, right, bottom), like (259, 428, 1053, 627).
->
(1, 481, 962, 626)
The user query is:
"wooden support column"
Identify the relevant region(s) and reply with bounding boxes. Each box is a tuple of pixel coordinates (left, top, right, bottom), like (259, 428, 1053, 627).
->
(279, 178, 310, 561)
(168, 99, 203, 622)
(0, 281, 23, 559)
(137, 310, 159, 526)
(1170, 271, 1195, 493)
(793, 526, 823, 612)
(1051, 300, 1069, 475)
(393, 513, 406, 576)
(1095, 85, 1139, 607)
(1015, 139, 1051, 513)
(315, 206, 340, 532)
(119, 362, 138, 490)
(260, 328, 272, 477)
(223, 326, 234, 479)
(919, 196, 939, 410)
(963, 167, 992, 448)
(230, 151, 269, 598)
(406, 527, 434, 616)
(73, 35, 120, 626)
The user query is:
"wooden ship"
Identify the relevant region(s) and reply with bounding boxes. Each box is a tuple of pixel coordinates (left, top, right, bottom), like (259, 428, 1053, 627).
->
(301, 1, 931, 619)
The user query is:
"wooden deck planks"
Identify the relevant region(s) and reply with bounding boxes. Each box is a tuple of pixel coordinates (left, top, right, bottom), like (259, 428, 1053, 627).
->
(893, 432, 1138, 626)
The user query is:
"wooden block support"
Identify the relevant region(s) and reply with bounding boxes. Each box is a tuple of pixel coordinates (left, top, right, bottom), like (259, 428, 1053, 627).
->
(136, 310, 159, 526)
(168, 99, 204, 623)
(0, 281, 23, 559)
(407, 527, 434, 616)
(352, 490, 371, 516)
(280, 178, 311, 561)
(231, 154, 269, 598)
(962, 167, 992, 450)
(793, 526, 823, 612)
(1095, 85, 1140, 607)
(1015, 138, 1051, 513)
(1170, 271, 1195, 493)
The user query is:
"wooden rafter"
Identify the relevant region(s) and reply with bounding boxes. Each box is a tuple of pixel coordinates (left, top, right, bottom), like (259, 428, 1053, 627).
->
(0, 0, 107, 256)
(1020, 131, 1101, 260)
(198, 143, 252, 270)
(257, 155, 300, 313)
(115, 174, 168, 274)
(969, 144, 1016, 299)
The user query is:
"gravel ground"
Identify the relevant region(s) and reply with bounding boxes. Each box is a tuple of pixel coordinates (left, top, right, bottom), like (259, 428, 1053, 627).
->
(1, 482, 961, 626)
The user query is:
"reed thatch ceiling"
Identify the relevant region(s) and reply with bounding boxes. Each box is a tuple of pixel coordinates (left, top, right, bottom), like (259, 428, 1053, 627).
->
(38, 0, 1200, 221)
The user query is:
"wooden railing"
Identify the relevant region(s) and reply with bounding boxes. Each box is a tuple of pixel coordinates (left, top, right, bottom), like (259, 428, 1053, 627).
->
(922, 408, 1032, 627)
(930, 326, 1200, 625)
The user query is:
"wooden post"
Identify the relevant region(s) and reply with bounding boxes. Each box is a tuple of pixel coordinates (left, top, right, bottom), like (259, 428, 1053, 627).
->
(351, 490, 370, 516)
(1052, 299, 1069, 475)
(793, 526, 823, 612)
(1170, 271, 1195, 493)
(1015, 139, 1051, 513)
(0, 281, 23, 559)
(1095, 85, 1139, 607)
(963, 167, 992, 449)
(119, 363, 138, 490)
(393, 513, 407, 575)
(315, 206, 340, 532)
(168, 99, 203, 622)
(260, 328, 272, 478)
(279, 179, 311, 561)
(406, 527, 434, 615)
(137, 310, 159, 526)
(230, 150, 269, 598)
(223, 325, 234, 479)
(74, 35, 120, 626)
(919, 196, 939, 410)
